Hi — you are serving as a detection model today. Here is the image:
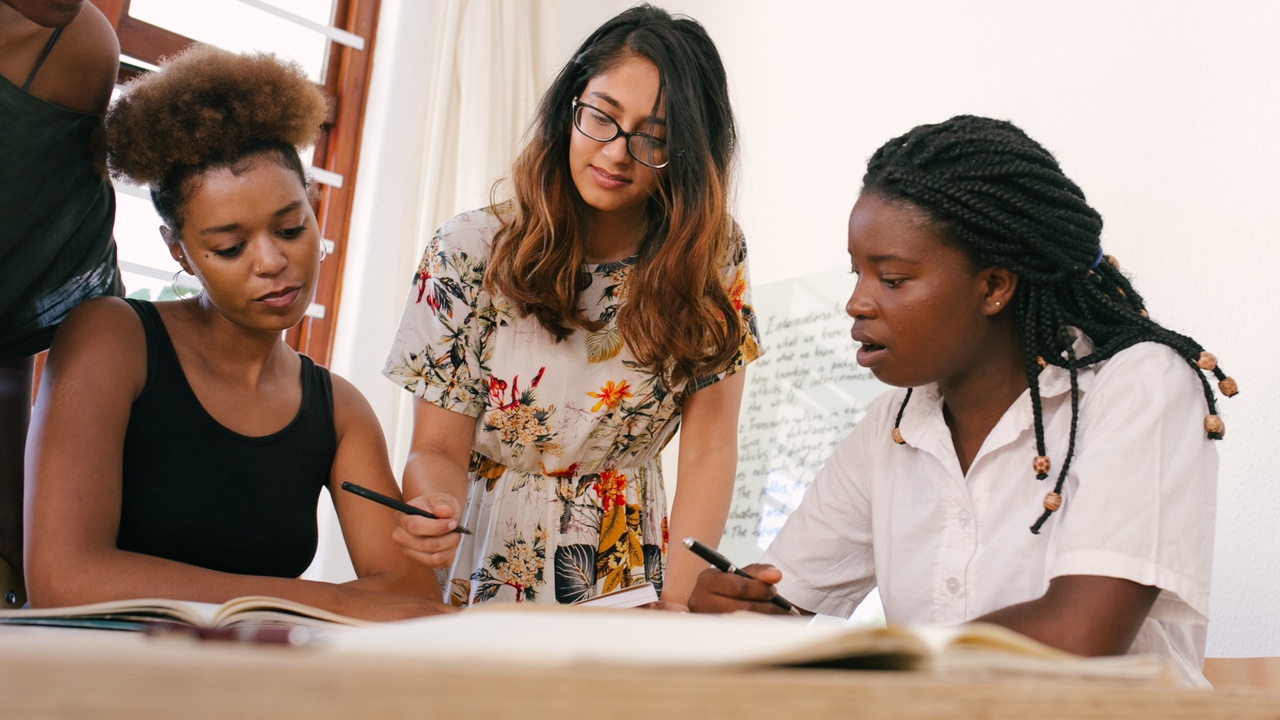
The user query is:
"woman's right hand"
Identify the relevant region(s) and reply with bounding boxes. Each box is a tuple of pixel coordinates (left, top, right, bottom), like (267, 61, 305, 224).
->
(686, 563, 792, 615)
(391, 493, 465, 569)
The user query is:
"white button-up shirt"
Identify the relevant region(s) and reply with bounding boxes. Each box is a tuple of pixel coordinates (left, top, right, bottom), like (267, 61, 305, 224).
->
(762, 339, 1218, 685)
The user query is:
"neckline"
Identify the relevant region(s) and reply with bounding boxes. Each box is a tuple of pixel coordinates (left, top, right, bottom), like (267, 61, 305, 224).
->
(143, 301, 311, 443)
(0, 70, 100, 118)
(584, 254, 640, 273)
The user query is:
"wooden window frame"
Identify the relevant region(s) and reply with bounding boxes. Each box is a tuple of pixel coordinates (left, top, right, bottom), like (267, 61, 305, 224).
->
(88, 0, 380, 366)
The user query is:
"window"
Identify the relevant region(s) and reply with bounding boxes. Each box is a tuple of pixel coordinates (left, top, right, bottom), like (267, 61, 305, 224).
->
(89, 0, 380, 365)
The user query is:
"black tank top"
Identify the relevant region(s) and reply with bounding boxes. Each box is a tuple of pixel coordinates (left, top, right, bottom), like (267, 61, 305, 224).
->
(116, 300, 336, 578)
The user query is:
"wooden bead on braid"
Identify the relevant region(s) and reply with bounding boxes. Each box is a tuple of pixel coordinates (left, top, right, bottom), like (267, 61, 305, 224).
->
(1032, 455, 1051, 477)
(890, 388, 912, 446)
(1106, 254, 1120, 270)
(1197, 352, 1217, 371)
(1219, 377, 1239, 397)
(1043, 492, 1062, 512)
(1204, 414, 1225, 438)
(1036, 356, 1047, 369)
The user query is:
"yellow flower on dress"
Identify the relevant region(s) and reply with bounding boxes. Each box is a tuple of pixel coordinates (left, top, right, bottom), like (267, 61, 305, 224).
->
(587, 380, 632, 413)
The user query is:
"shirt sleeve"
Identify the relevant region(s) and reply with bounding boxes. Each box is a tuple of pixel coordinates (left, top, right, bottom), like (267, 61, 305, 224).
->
(1047, 342, 1218, 625)
(683, 221, 765, 395)
(760, 393, 893, 618)
(382, 211, 498, 418)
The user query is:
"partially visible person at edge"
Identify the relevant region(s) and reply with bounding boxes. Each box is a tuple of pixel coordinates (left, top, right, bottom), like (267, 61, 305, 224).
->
(0, 0, 122, 609)
(23, 45, 451, 620)
(687, 115, 1234, 687)
(384, 5, 760, 610)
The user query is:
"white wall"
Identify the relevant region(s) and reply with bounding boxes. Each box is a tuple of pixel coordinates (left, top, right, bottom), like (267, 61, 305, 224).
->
(533, 0, 1280, 657)
(328, 0, 1276, 657)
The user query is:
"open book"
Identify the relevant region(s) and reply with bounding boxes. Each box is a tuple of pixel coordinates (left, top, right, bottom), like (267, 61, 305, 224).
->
(0, 584, 657, 632)
(0, 595, 372, 632)
(322, 606, 1173, 684)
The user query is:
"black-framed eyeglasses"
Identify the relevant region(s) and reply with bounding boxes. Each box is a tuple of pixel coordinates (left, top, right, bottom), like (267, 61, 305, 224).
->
(572, 98, 669, 169)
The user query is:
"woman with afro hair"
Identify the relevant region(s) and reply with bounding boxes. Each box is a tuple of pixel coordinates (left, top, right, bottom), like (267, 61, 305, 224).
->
(23, 45, 451, 620)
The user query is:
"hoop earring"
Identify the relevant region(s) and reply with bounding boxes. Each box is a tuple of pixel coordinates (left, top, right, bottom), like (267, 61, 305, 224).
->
(170, 268, 202, 299)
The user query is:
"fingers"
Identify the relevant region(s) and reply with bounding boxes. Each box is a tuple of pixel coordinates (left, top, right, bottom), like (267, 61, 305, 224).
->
(687, 565, 792, 615)
(393, 494, 465, 569)
(391, 521, 461, 568)
(642, 600, 689, 613)
(418, 492, 462, 519)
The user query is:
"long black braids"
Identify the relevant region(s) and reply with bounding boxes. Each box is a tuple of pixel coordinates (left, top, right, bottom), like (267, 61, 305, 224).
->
(864, 115, 1237, 534)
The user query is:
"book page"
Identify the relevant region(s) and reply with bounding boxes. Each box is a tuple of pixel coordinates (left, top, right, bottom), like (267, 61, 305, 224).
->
(322, 606, 918, 668)
(211, 596, 374, 628)
(321, 607, 1171, 683)
(0, 598, 219, 627)
(572, 583, 657, 609)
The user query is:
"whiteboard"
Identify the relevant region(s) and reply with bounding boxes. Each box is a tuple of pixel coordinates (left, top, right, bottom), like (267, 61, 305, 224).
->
(720, 268, 889, 563)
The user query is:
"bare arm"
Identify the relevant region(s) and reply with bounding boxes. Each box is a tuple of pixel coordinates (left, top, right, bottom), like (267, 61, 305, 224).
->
(975, 574, 1159, 656)
(325, 375, 442, 601)
(390, 398, 476, 577)
(661, 370, 747, 609)
(23, 300, 448, 620)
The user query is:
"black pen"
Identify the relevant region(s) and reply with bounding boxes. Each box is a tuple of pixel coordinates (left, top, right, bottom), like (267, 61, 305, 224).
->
(340, 481, 473, 535)
(683, 537, 800, 615)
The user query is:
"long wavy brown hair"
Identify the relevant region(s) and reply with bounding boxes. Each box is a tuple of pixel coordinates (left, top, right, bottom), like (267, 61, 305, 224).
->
(484, 5, 741, 387)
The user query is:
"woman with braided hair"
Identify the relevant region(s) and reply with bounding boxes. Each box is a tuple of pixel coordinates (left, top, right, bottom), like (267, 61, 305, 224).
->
(688, 115, 1232, 686)
(22, 45, 450, 619)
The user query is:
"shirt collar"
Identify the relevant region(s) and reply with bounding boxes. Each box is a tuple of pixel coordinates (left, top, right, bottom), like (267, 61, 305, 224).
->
(896, 331, 1098, 445)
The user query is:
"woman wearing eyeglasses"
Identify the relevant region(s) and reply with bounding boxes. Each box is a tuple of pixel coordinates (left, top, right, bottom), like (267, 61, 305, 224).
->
(384, 5, 759, 611)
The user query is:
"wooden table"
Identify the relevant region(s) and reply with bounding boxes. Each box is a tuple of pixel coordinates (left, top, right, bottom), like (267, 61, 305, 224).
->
(3, 628, 1279, 719)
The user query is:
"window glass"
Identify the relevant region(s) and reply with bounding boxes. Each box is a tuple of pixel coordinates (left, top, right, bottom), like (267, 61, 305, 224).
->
(127, 0, 334, 81)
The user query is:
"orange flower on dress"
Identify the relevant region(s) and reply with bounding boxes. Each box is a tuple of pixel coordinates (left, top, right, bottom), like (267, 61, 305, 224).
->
(726, 267, 746, 311)
(587, 380, 632, 412)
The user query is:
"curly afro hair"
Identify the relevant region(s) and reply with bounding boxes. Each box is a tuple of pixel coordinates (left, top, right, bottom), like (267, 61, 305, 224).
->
(105, 44, 327, 234)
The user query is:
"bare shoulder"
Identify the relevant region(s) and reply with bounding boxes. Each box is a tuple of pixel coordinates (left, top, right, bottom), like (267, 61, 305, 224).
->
(45, 297, 146, 390)
(55, 295, 139, 337)
(327, 371, 381, 433)
(34, 2, 120, 114)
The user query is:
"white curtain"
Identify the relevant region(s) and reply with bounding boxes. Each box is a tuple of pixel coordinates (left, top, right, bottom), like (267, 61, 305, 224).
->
(304, 0, 540, 581)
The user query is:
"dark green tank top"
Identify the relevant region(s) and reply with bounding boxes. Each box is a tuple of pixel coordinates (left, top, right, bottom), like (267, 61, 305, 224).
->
(0, 72, 121, 361)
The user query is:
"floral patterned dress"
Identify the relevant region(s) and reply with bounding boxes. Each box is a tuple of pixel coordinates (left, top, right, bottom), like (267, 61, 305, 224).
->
(384, 206, 761, 607)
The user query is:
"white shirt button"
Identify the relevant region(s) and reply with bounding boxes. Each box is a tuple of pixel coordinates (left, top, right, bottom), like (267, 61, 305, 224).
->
(945, 577, 961, 595)
(958, 510, 971, 526)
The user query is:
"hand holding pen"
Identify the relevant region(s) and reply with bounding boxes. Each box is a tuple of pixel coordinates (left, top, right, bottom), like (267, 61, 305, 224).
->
(683, 537, 803, 616)
(341, 482, 472, 571)
(341, 482, 473, 535)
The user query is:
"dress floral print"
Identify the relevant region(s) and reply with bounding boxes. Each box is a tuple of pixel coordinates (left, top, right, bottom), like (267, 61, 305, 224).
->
(384, 206, 761, 606)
